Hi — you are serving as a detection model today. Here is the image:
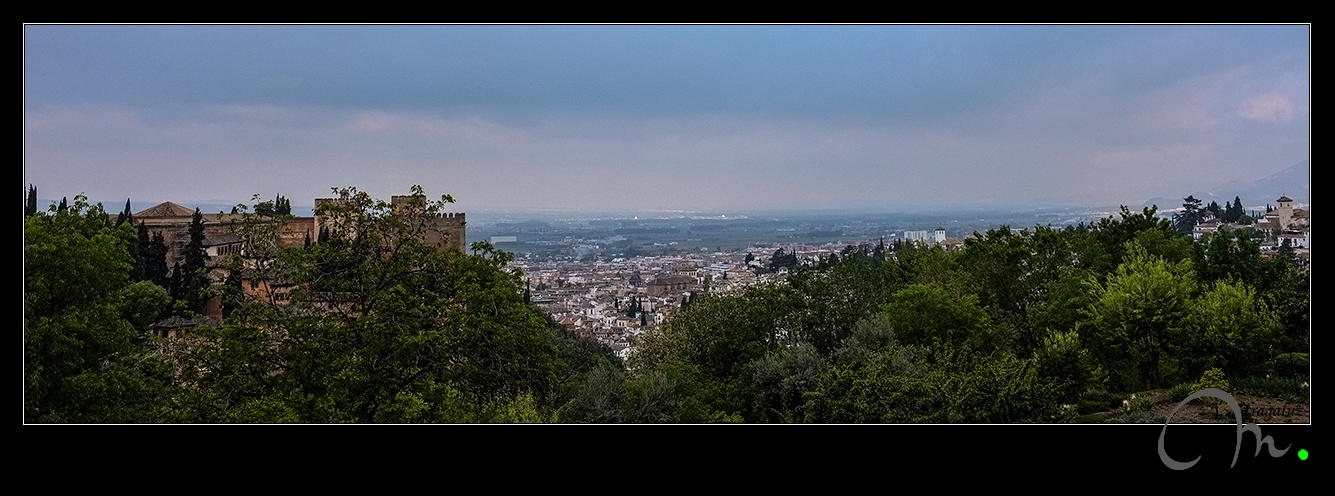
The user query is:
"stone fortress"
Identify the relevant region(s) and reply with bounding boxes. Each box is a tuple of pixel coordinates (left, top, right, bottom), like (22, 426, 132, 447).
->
(388, 194, 466, 251)
(135, 191, 465, 270)
(312, 192, 466, 253)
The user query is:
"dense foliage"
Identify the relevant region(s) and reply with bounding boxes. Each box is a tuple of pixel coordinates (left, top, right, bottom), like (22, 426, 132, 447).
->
(24, 187, 621, 423)
(24, 190, 1308, 423)
(25, 196, 176, 422)
(628, 203, 1308, 423)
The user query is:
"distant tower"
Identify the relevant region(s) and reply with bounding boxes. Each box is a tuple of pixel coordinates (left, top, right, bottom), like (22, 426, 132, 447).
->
(1275, 195, 1294, 229)
(934, 227, 946, 244)
(904, 230, 929, 245)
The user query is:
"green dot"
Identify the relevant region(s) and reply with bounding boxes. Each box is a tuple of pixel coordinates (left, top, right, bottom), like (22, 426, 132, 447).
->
(1298, 449, 1308, 460)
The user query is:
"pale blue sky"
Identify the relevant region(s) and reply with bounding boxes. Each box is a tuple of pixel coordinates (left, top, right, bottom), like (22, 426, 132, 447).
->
(24, 25, 1309, 212)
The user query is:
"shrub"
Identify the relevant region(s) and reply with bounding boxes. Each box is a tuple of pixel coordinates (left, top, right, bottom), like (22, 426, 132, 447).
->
(1191, 368, 1230, 411)
(1075, 387, 1121, 415)
(1033, 331, 1102, 403)
(1268, 353, 1309, 378)
(1193, 367, 1230, 392)
(1169, 382, 1194, 403)
(1122, 393, 1153, 413)
(801, 349, 1068, 423)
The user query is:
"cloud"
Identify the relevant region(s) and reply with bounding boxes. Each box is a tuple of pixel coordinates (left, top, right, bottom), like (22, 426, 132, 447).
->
(24, 25, 1309, 211)
(1239, 92, 1296, 124)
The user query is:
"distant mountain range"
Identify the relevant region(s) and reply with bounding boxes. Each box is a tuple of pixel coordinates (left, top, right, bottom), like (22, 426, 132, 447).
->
(1142, 160, 1310, 211)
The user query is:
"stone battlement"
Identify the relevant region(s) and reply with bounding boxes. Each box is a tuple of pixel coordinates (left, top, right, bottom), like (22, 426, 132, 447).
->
(316, 192, 466, 252)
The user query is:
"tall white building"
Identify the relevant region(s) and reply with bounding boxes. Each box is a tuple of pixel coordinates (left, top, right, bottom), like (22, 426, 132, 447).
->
(904, 230, 930, 245)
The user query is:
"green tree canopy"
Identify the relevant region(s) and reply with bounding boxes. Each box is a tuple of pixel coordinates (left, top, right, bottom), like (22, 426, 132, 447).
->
(25, 195, 174, 422)
(1084, 241, 1196, 390)
(169, 186, 559, 422)
(881, 283, 991, 352)
(1181, 279, 1282, 378)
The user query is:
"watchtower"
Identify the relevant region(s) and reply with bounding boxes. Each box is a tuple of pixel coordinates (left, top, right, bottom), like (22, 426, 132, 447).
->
(391, 195, 466, 252)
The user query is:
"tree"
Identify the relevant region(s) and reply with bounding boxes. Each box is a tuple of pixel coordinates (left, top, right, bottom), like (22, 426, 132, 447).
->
(176, 208, 211, 313)
(801, 347, 1066, 423)
(118, 280, 172, 332)
(25, 184, 37, 217)
(170, 186, 560, 422)
(253, 200, 275, 217)
(169, 260, 184, 303)
(275, 194, 291, 216)
(1228, 196, 1245, 223)
(143, 228, 171, 289)
(1172, 195, 1203, 236)
(957, 226, 1072, 355)
(1083, 205, 1181, 276)
(881, 283, 992, 352)
(784, 257, 905, 356)
(752, 343, 827, 422)
(631, 283, 797, 419)
(1032, 330, 1103, 403)
(25, 195, 175, 422)
(1085, 241, 1196, 390)
(1194, 229, 1263, 285)
(1276, 238, 1296, 265)
(1265, 266, 1309, 354)
(769, 248, 798, 272)
(115, 198, 133, 227)
(1181, 280, 1282, 378)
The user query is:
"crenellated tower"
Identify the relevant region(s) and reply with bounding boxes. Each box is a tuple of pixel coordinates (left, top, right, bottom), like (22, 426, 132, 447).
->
(314, 191, 466, 253)
(391, 195, 466, 252)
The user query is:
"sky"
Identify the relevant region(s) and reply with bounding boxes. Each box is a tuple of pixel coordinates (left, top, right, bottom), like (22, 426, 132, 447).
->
(24, 25, 1309, 213)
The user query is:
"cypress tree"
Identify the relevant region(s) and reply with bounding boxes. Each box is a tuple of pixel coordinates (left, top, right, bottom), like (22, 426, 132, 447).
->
(180, 208, 211, 312)
(221, 267, 244, 318)
(25, 185, 36, 217)
(170, 260, 184, 300)
(136, 222, 153, 282)
(1229, 196, 1245, 223)
(147, 229, 171, 289)
(115, 198, 132, 226)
